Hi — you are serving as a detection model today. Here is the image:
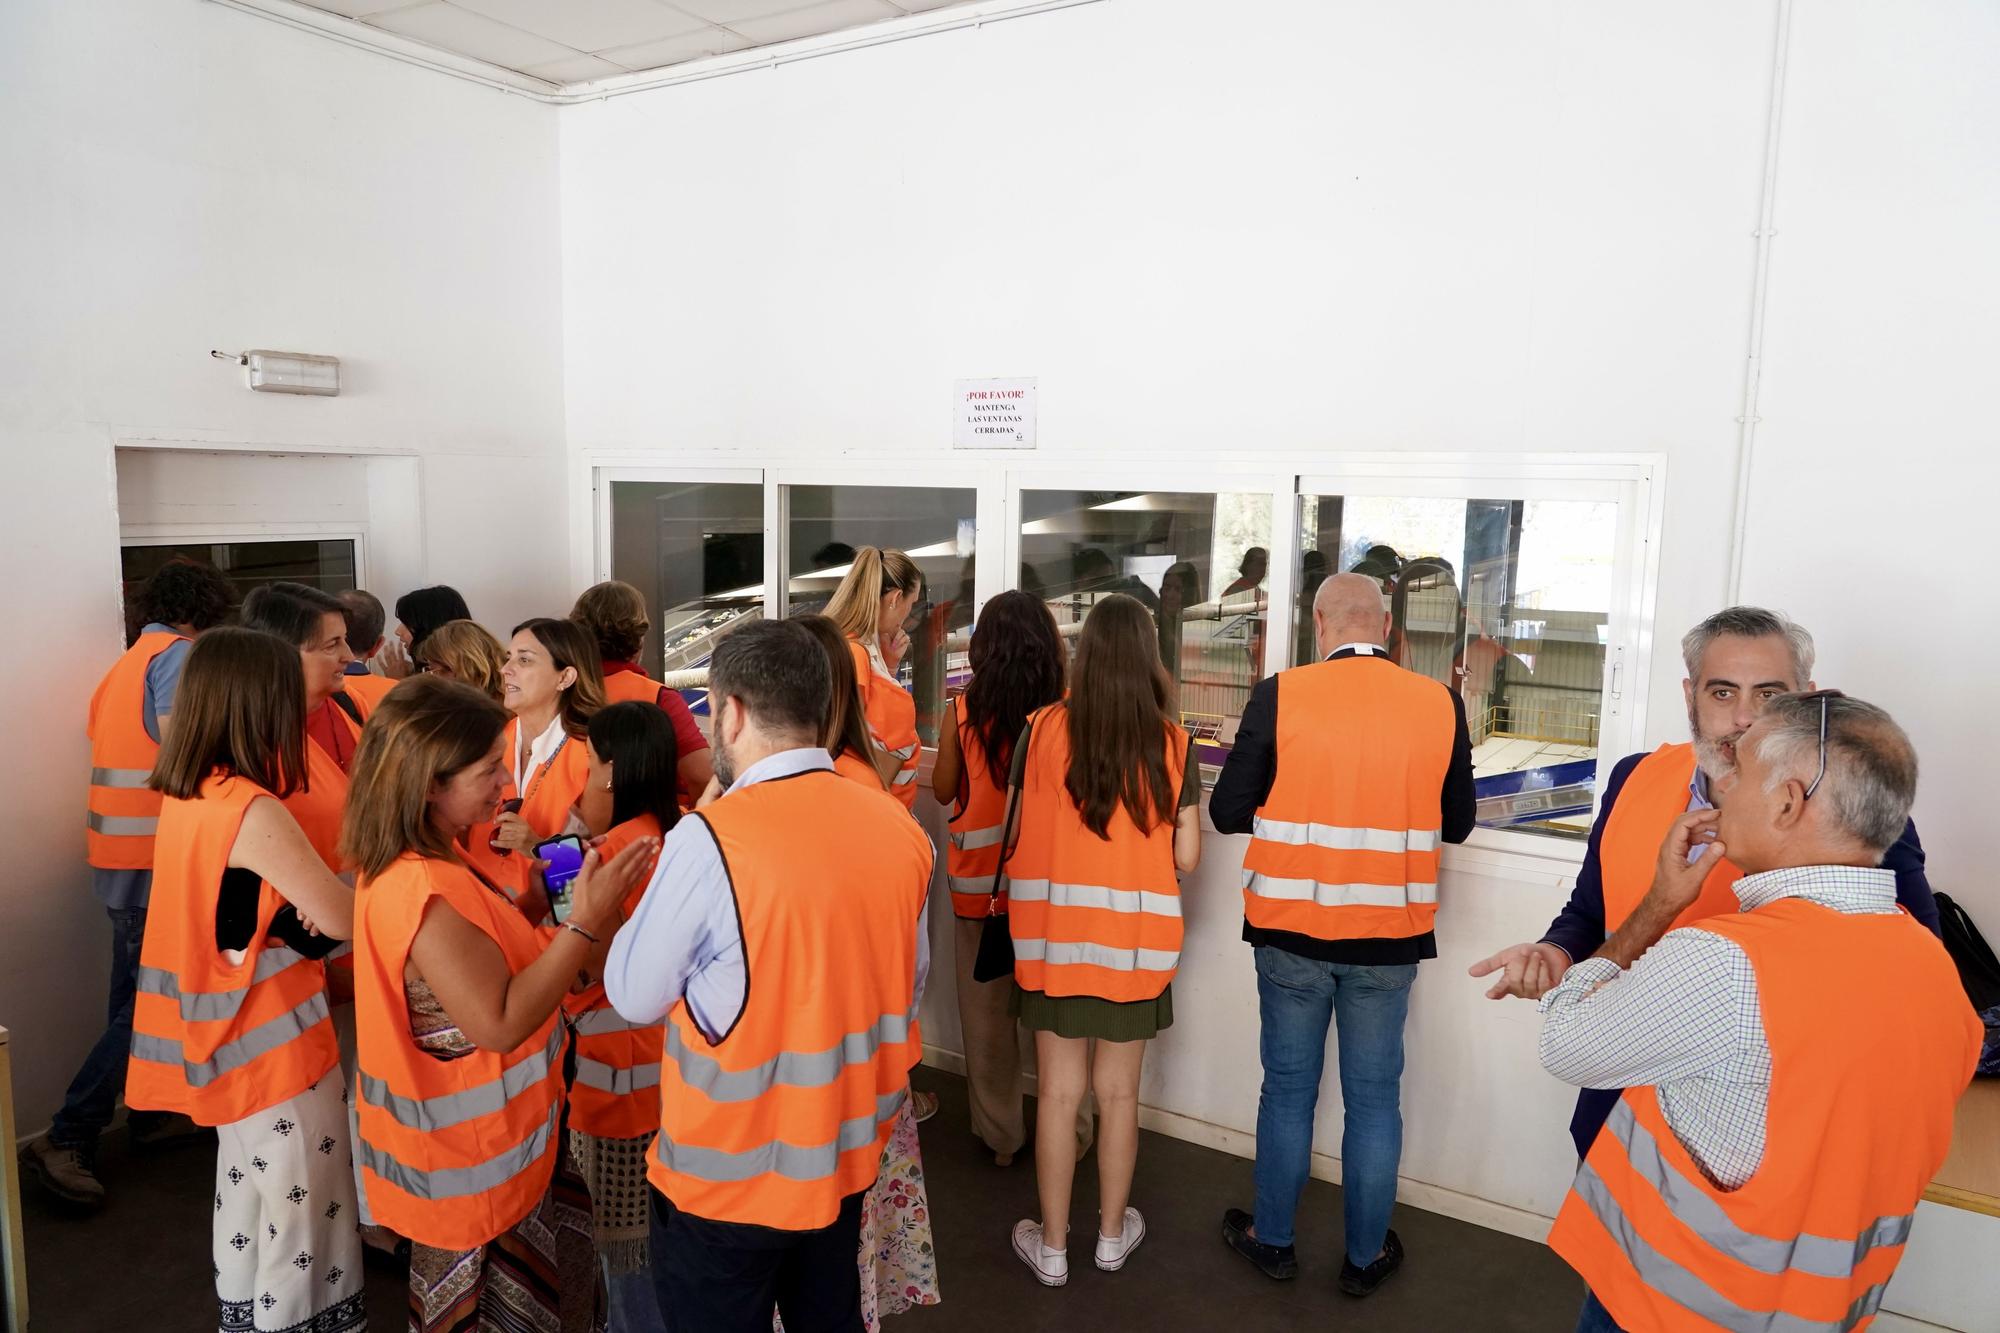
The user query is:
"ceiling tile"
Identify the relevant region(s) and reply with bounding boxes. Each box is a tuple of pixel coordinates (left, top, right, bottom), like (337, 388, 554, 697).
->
(666, 0, 824, 23)
(294, 0, 430, 17)
(517, 52, 630, 82)
(597, 26, 754, 69)
(726, 0, 902, 46)
(887, 0, 977, 10)
(366, 2, 580, 70)
(450, 0, 707, 54)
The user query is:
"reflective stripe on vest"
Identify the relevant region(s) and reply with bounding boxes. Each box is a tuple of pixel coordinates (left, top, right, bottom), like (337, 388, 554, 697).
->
(90, 766, 152, 789)
(87, 811, 160, 837)
(1566, 1162, 1892, 1333)
(357, 1099, 562, 1202)
(576, 1057, 662, 1097)
(129, 991, 330, 1089)
(1600, 1100, 1913, 1280)
(892, 768, 920, 786)
(573, 1007, 647, 1037)
(136, 946, 312, 1023)
(947, 875, 999, 903)
(663, 1003, 918, 1104)
(950, 825, 1004, 852)
(1012, 937, 1180, 974)
(1006, 877, 1183, 919)
(1251, 817, 1440, 855)
(655, 1086, 906, 1186)
(1239, 869, 1440, 908)
(360, 1023, 564, 1133)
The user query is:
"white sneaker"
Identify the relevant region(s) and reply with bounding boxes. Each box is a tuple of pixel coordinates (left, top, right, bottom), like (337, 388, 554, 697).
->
(1094, 1206, 1146, 1271)
(1012, 1219, 1069, 1287)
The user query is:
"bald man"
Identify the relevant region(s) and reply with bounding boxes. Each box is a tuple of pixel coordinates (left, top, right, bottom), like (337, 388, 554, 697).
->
(1213, 572, 1475, 1296)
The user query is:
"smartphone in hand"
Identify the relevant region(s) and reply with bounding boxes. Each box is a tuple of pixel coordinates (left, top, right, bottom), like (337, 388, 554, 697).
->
(533, 834, 587, 924)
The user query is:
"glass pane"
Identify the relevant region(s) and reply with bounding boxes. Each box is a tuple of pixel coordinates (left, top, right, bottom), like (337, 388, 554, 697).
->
(1297, 494, 1615, 840)
(784, 484, 977, 745)
(1018, 490, 1274, 789)
(119, 539, 357, 638)
(608, 480, 765, 682)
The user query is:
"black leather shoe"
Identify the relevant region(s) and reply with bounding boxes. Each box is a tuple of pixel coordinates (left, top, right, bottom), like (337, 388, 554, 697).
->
(1220, 1207, 1298, 1280)
(1339, 1228, 1404, 1297)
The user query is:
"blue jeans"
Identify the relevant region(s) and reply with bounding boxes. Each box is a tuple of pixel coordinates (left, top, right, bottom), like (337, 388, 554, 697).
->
(1574, 1290, 1624, 1332)
(49, 906, 159, 1150)
(1251, 945, 1416, 1266)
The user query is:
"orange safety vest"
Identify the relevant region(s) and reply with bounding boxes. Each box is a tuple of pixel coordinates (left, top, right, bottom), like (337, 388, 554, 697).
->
(650, 768, 931, 1230)
(285, 717, 359, 986)
(1007, 704, 1188, 1003)
(353, 853, 566, 1250)
(947, 695, 1010, 919)
(340, 672, 397, 720)
(126, 775, 340, 1125)
(1239, 656, 1455, 942)
(1549, 897, 1981, 1332)
(84, 630, 188, 870)
(833, 746, 885, 791)
(602, 669, 663, 707)
(565, 815, 666, 1141)
(849, 638, 920, 810)
(1600, 743, 1745, 933)
(468, 716, 592, 860)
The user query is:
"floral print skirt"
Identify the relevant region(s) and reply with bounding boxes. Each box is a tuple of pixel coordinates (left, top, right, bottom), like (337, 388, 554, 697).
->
(775, 1094, 939, 1330)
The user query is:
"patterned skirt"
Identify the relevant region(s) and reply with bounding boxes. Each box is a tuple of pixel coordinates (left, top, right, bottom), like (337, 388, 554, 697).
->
(407, 1143, 601, 1333)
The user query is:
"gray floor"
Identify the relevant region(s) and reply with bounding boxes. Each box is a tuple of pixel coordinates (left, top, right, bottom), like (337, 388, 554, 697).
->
(20, 1068, 1582, 1330)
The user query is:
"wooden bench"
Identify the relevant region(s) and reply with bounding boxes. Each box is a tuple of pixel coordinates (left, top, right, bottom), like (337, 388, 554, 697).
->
(1924, 1077, 2000, 1218)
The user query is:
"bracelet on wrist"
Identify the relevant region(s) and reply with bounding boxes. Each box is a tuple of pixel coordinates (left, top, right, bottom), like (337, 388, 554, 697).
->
(562, 920, 600, 944)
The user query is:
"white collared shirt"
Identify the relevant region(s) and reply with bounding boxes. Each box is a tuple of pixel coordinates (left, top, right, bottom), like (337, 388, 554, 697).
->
(513, 711, 568, 794)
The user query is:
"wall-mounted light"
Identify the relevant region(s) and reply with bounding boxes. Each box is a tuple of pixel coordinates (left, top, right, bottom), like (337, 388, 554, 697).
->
(211, 348, 341, 396)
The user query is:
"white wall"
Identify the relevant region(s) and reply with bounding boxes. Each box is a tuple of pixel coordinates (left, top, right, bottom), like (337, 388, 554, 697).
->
(0, 0, 567, 1133)
(560, 1, 1999, 1326)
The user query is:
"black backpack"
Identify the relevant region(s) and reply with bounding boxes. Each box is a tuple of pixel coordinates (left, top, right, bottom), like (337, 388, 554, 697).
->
(1934, 891, 2000, 1076)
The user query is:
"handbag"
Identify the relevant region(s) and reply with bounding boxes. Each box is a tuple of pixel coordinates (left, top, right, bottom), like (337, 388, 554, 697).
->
(1935, 891, 2000, 1077)
(970, 781, 1024, 984)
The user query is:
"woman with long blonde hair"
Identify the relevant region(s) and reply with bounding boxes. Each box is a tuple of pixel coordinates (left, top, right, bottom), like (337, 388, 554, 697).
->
(417, 619, 507, 701)
(824, 547, 926, 809)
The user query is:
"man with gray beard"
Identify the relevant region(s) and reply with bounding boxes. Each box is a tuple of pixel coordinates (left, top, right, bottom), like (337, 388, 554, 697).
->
(1468, 606, 1937, 1161)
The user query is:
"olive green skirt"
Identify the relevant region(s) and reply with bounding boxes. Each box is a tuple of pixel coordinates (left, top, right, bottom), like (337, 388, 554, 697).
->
(1010, 983, 1173, 1042)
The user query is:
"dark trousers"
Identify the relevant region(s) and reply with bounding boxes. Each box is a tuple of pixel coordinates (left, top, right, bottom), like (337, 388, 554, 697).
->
(50, 906, 164, 1151)
(648, 1186, 865, 1333)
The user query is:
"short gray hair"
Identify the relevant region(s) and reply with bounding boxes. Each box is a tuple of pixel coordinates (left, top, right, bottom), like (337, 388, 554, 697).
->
(1753, 693, 1916, 855)
(1681, 606, 1815, 685)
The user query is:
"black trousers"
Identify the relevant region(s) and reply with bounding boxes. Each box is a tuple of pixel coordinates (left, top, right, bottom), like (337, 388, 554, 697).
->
(648, 1186, 866, 1333)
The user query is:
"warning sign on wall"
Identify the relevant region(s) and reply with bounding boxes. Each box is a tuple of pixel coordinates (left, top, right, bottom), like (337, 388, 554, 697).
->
(953, 377, 1037, 450)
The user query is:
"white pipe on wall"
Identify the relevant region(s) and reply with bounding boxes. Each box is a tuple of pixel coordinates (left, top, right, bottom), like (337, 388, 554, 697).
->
(1725, 0, 1795, 602)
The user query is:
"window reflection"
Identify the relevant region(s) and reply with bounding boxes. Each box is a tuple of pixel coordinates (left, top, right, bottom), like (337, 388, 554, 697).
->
(1297, 494, 1615, 840)
(1018, 491, 1273, 788)
(784, 484, 977, 745)
(607, 481, 765, 683)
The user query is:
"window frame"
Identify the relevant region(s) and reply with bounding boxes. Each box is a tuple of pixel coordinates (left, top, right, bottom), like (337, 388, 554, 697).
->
(584, 450, 1666, 871)
(117, 529, 370, 589)
(1296, 455, 1664, 865)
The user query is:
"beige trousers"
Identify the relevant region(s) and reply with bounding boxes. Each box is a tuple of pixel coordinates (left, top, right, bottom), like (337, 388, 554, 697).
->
(953, 914, 1095, 1158)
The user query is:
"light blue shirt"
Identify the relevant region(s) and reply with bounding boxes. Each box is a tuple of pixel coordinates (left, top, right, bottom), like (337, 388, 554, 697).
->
(605, 747, 932, 1042)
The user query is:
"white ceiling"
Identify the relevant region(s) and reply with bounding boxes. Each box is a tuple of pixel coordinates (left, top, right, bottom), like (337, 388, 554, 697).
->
(292, 0, 980, 87)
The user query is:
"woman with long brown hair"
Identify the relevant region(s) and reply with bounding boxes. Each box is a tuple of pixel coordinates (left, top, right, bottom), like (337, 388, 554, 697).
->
(489, 617, 606, 858)
(124, 627, 364, 1333)
(570, 580, 716, 800)
(1003, 594, 1202, 1287)
(931, 590, 1070, 1168)
(824, 547, 926, 809)
(345, 676, 654, 1332)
